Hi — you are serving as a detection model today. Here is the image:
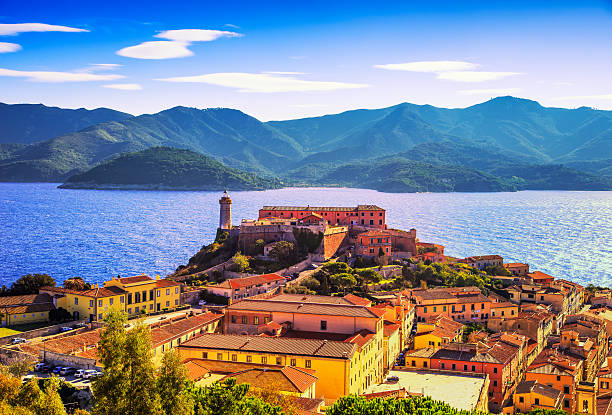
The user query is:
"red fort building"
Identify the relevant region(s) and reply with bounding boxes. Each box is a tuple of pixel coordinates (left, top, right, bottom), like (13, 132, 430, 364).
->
(258, 204, 387, 229)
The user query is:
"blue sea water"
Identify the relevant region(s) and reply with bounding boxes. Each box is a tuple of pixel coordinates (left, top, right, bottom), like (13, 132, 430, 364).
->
(0, 183, 610, 287)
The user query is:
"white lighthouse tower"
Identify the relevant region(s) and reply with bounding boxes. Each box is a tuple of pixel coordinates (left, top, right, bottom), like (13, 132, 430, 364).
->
(219, 190, 232, 230)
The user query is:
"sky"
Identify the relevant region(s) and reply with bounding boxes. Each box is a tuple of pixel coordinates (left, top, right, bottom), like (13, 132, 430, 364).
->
(0, 0, 611, 120)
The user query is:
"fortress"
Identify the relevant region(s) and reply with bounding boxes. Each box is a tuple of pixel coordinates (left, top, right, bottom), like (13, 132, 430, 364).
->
(217, 193, 431, 261)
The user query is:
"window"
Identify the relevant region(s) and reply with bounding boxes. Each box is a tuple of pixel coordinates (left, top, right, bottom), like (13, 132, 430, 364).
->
(246, 355, 252, 363)
(412, 360, 416, 367)
(231, 354, 237, 362)
(231, 316, 236, 324)
(120, 296, 124, 303)
(493, 380, 498, 387)
(557, 376, 561, 381)
(166, 301, 170, 307)
(584, 401, 589, 412)
(166, 289, 170, 296)
(175, 299, 179, 305)
(564, 400, 570, 408)
(472, 365, 476, 371)
(254, 316, 259, 325)
(564, 386, 570, 394)
(264, 317, 270, 324)
(135, 306, 139, 313)
(452, 364, 456, 370)
(135, 292, 140, 303)
(433, 306, 437, 313)
(128, 308, 131, 314)
(290, 358, 296, 366)
(262, 357, 267, 364)
(241, 316, 247, 324)
(157, 291, 160, 297)
(464, 364, 468, 371)
(175, 287, 179, 294)
(519, 397, 524, 403)
(110, 298, 114, 305)
(149, 304, 153, 310)
(127, 293, 132, 304)
(202, 352, 208, 359)
(74, 298, 79, 305)
(276, 357, 282, 365)
(423, 361, 427, 368)
(441, 363, 445, 369)
(305, 360, 311, 368)
(493, 367, 498, 373)
(98, 313, 103, 320)
(320, 320, 327, 330)
(424, 307, 428, 313)
(217, 353, 223, 360)
(89, 300, 94, 307)
(98, 299, 103, 307)
(535, 398, 540, 405)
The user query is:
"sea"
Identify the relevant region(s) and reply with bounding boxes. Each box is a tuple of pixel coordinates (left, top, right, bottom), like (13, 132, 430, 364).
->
(0, 183, 610, 287)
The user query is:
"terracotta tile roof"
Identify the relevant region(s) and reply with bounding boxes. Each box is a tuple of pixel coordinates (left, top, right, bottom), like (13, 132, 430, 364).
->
(0, 293, 53, 306)
(505, 263, 528, 268)
(2, 302, 55, 314)
(183, 359, 211, 382)
(358, 230, 392, 238)
(598, 392, 612, 415)
(270, 294, 360, 305)
(404, 348, 437, 358)
(343, 293, 371, 306)
(155, 279, 181, 288)
(20, 329, 102, 356)
(383, 321, 400, 337)
(345, 330, 376, 349)
(516, 380, 563, 400)
(117, 274, 154, 284)
(223, 366, 317, 393)
(217, 274, 286, 290)
(290, 396, 324, 414)
(227, 298, 381, 318)
(40, 285, 127, 298)
(179, 334, 356, 359)
(149, 312, 222, 348)
(528, 271, 554, 281)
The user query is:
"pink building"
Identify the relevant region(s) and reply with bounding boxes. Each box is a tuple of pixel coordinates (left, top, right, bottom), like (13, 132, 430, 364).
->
(258, 205, 386, 229)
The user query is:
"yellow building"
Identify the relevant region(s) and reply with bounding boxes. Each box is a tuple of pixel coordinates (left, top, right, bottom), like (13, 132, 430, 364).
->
(513, 380, 563, 413)
(40, 286, 126, 321)
(178, 333, 358, 401)
(413, 316, 464, 349)
(0, 294, 55, 326)
(40, 274, 182, 321)
(104, 274, 182, 315)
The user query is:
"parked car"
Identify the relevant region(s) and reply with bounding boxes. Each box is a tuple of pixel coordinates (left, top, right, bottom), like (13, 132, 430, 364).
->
(52, 366, 62, 374)
(60, 327, 73, 332)
(75, 369, 86, 378)
(59, 367, 75, 375)
(73, 322, 87, 329)
(387, 375, 399, 383)
(83, 369, 97, 379)
(11, 337, 27, 344)
(34, 363, 46, 371)
(22, 374, 35, 383)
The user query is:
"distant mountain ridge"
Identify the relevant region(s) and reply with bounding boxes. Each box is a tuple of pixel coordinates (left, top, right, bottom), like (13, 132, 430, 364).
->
(1, 97, 611, 192)
(0, 103, 132, 145)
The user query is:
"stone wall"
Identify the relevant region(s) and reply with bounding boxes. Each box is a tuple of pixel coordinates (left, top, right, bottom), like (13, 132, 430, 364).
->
(40, 350, 99, 370)
(322, 228, 349, 259)
(0, 320, 88, 346)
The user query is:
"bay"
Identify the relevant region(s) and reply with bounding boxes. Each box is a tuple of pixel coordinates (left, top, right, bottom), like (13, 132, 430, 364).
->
(0, 183, 610, 287)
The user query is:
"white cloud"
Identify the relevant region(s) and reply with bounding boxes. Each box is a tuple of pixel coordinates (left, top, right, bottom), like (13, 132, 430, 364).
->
(76, 63, 122, 73)
(552, 94, 612, 101)
(0, 68, 124, 82)
(437, 71, 523, 82)
(156, 72, 369, 93)
(290, 104, 329, 108)
(225, 24, 240, 29)
(374, 60, 478, 72)
(0, 42, 21, 53)
(458, 88, 522, 95)
(103, 83, 142, 90)
(117, 40, 193, 59)
(0, 23, 88, 36)
(263, 71, 307, 75)
(155, 29, 241, 42)
(117, 28, 242, 60)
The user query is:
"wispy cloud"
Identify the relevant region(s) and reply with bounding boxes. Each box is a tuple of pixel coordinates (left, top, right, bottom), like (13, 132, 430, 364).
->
(103, 83, 142, 90)
(458, 88, 522, 95)
(77, 63, 122, 73)
(290, 104, 329, 108)
(0, 23, 89, 36)
(374, 60, 478, 72)
(437, 71, 523, 82)
(263, 71, 307, 75)
(552, 94, 612, 101)
(0, 68, 124, 82)
(156, 72, 369, 93)
(224, 24, 240, 29)
(0, 42, 21, 53)
(117, 29, 241, 59)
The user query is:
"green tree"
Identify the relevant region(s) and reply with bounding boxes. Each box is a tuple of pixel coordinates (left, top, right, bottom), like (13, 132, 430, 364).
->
(92, 311, 162, 415)
(157, 349, 194, 415)
(356, 269, 381, 283)
(254, 239, 266, 255)
(330, 273, 358, 293)
(231, 252, 250, 273)
(326, 394, 486, 415)
(268, 241, 296, 267)
(483, 264, 510, 276)
(10, 274, 56, 295)
(188, 378, 281, 415)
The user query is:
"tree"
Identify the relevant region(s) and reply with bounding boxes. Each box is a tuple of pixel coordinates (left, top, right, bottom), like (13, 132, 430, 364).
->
(326, 394, 486, 415)
(330, 273, 357, 293)
(92, 311, 162, 415)
(483, 264, 510, 276)
(356, 269, 381, 283)
(10, 274, 56, 295)
(63, 277, 91, 291)
(231, 252, 250, 273)
(157, 349, 194, 415)
(254, 239, 265, 255)
(268, 241, 296, 267)
(5, 359, 34, 378)
(49, 307, 72, 322)
(188, 378, 281, 415)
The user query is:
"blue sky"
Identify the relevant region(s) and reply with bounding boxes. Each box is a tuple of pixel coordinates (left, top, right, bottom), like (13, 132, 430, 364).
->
(1, 0, 611, 120)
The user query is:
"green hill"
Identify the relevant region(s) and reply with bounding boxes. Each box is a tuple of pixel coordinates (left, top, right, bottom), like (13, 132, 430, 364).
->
(60, 147, 282, 190)
(0, 103, 132, 145)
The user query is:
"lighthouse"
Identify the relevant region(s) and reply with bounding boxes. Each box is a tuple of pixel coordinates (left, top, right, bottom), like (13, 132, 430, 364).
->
(219, 190, 232, 230)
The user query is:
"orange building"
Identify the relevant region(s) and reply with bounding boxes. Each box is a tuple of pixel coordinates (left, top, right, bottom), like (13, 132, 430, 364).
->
(258, 205, 386, 229)
(528, 271, 555, 285)
(356, 230, 392, 257)
(406, 286, 493, 324)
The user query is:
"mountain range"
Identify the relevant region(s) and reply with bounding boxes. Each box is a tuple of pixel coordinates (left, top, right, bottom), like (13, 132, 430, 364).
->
(0, 97, 610, 192)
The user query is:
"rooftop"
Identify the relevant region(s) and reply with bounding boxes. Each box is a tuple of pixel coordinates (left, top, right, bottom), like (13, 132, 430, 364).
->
(40, 285, 127, 298)
(0, 293, 53, 307)
(222, 366, 317, 393)
(366, 369, 488, 411)
(179, 334, 356, 359)
(260, 205, 384, 212)
(515, 380, 563, 400)
(227, 298, 381, 318)
(216, 273, 286, 290)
